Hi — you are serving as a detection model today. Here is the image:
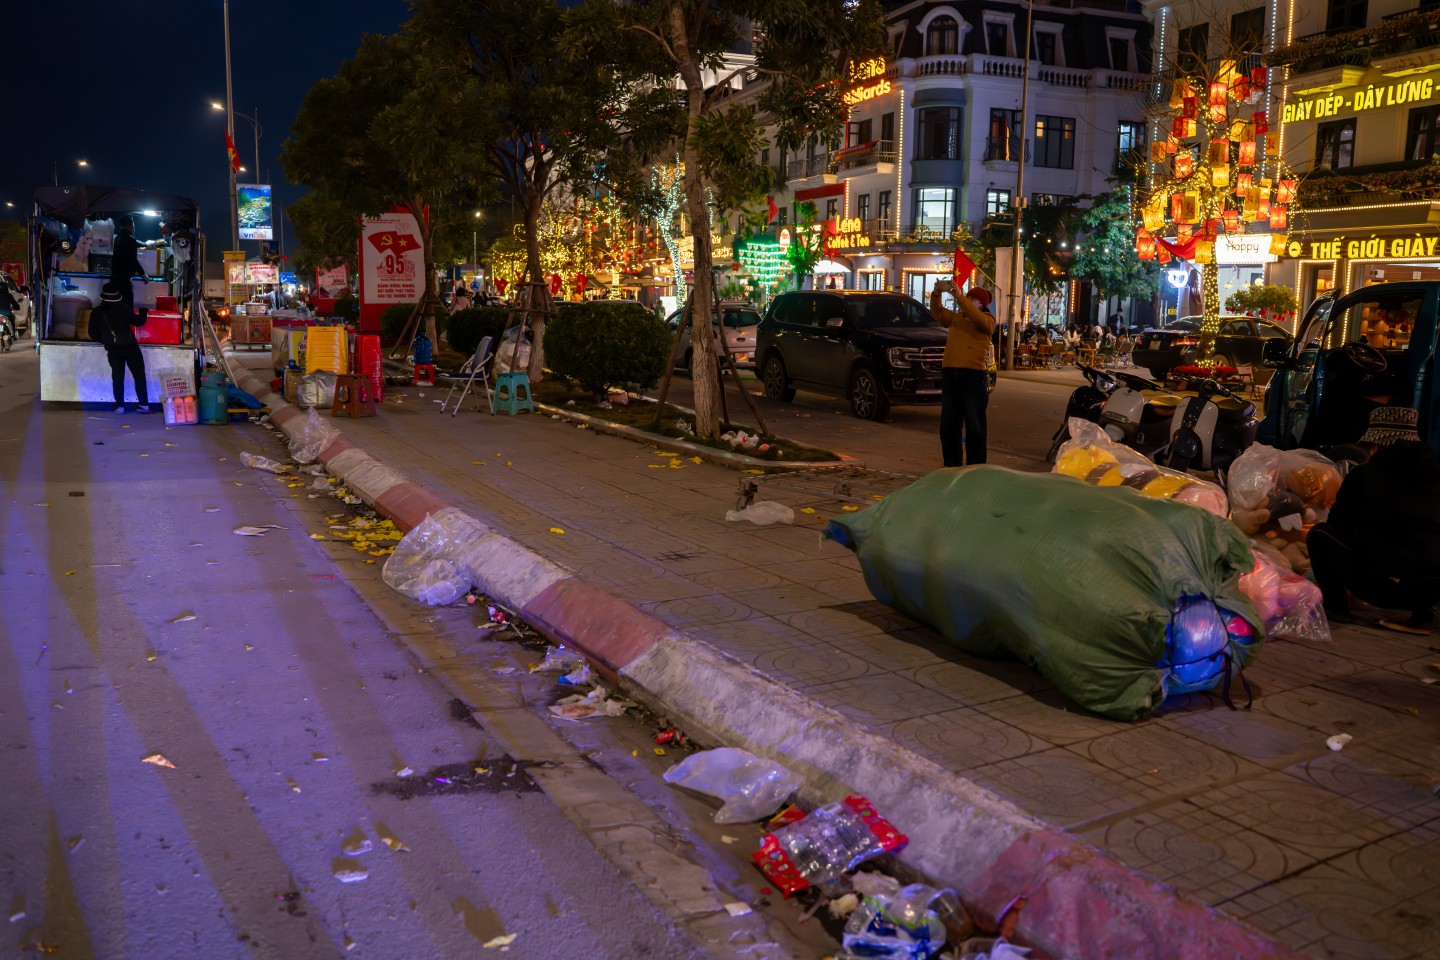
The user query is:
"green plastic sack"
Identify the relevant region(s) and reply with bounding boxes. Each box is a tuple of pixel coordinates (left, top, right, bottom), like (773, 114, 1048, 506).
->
(824, 467, 1262, 720)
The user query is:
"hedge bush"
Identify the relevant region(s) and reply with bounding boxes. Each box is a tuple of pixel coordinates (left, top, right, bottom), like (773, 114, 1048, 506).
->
(544, 300, 671, 396)
(445, 306, 512, 359)
(331, 294, 358, 321)
(380, 302, 446, 343)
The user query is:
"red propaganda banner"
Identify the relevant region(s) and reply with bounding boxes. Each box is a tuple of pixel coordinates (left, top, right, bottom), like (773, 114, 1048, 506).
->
(359, 209, 425, 335)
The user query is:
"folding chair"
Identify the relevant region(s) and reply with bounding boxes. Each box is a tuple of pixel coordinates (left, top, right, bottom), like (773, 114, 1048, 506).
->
(439, 336, 495, 416)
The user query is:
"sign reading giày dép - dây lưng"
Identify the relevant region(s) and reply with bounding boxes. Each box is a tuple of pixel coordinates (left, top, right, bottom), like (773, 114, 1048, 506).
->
(1282, 76, 1437, 123)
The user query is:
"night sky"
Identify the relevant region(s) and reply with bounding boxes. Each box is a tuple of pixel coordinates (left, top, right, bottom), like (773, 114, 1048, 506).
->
(3, 0, 411, 263)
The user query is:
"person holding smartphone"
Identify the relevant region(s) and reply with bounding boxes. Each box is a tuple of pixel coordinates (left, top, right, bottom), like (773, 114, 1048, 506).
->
(930, 279, 996, 466)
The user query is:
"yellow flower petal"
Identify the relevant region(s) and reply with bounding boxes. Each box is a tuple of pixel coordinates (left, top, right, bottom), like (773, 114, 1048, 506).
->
(549, 527, 565, 535)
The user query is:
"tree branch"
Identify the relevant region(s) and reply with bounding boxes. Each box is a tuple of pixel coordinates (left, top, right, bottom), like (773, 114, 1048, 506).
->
(622, 24, 676, 63)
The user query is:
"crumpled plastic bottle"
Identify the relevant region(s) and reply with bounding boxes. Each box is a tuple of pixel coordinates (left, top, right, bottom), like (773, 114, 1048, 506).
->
(841, 883, 953, 959)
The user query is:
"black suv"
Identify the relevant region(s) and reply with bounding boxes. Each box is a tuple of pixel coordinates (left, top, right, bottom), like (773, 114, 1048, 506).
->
(756, 290, 991, 419)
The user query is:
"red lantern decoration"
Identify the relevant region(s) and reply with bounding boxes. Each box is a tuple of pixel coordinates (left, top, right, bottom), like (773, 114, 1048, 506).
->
(1208, 139, 1231, 165)
(1182, 96, 1198, 119)
(1209, 103, 1228, 124)
(1237, 172, 1255, 194)
(1208, 81, 1228, 107)
(1173, 117, 1196, 138)
(1137, 234, 1157, 260)
(1238, 140, 1257, 166)
(1250, 67, 1266, 89)
(1276, 179, 1297, 204)
(1223, 209, 1241, 231)
(1258, 198, 1271, 221)
(1252, 112, 1269, 136)
(1177, 223, 1194, 244)
(1205, 219, 1221, 240)
(1269, 206, 1288, 230)
(1174, 153, 1194, 178)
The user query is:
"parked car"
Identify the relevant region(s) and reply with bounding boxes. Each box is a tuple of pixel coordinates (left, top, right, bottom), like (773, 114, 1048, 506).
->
(755, 290, 995, 420)
(666, 300, 761, 370)
(1132, 314, 1292, 379)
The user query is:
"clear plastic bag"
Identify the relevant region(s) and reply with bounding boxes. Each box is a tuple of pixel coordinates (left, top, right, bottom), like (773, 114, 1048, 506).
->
(662, 748, 802, 824)
(841, 883, 957, 960)
(1239, 546, 1332, 642)
(1053, 418, 1228, 516)
(289, 407, 340, 464)
(957, 939, 1032, 960)
(381, 511, 476, 606)
(726, 501, 795, 525)
(239, 452, 287, 474)
(1227, 444, 1341, 575)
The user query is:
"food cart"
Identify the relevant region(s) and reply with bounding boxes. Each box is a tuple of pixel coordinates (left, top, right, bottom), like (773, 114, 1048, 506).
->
(28, 185, 202, 403)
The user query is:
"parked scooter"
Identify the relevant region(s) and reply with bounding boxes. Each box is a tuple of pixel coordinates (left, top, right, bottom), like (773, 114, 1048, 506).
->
(1162, 377, 1259, 473)
(0, 313, 14, 352)
(1046, 365, 1177, 462)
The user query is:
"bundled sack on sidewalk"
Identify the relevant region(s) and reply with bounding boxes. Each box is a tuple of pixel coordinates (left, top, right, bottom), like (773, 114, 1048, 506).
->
(824, 467, 1265, 720)
(296, 371, 337, 409)
(1053, 418, 1228, 517)
(289, 407, 340, 464)
(1227, 444, 1342, 574)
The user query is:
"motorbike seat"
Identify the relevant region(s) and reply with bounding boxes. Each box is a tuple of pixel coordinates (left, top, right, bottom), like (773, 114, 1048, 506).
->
(1214, 397, 1256, 421)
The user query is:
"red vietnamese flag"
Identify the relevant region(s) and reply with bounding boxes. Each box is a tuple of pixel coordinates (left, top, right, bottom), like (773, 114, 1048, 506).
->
(953, 248, 976, 288)
(766, 196, 779, 224)
(224, 131, 241, 173)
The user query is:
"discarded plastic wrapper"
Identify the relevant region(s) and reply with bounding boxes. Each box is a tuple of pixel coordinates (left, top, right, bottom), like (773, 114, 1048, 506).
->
(726, 501, 795, 526)
(239, 452, 287, 474)
(1326, 733, 1353, 751)
(537, 646, 584, 673)
(382, 512, 475, 606)
(289, 407, 341, 464)
(663, 747, 802, 824)
(752, 794, 908, 897)
(549, 686, 635, 720)
(824, 468, 1265, 720)
(558, 664, 592, 686)
(958, 939, 1032, 960)
(1054, 418, 1228, 517)
(842, 883, 959, 960)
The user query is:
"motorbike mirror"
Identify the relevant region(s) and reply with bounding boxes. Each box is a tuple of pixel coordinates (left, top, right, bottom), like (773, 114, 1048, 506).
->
(1261, 337, 1291, 369)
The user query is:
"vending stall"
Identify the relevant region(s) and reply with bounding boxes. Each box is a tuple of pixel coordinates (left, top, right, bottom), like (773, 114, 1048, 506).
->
(28, 185, 202, 403)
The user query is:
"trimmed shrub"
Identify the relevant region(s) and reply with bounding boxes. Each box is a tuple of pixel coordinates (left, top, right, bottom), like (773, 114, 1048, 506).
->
(445, 306, 512, 359)
(331, 294, 359, 321)
(544, 300, 671, 395)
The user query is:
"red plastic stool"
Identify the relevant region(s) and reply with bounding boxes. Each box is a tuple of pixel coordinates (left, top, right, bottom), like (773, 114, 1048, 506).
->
(414, 363, 435, 387)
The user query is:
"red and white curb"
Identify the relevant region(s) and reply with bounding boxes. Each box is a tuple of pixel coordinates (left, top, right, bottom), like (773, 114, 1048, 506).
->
(233, 367, 1301, 960)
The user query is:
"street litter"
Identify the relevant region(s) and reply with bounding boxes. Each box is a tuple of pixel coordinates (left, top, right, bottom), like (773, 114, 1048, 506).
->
(662, 747, 802, 823)
(232, 525, 281, 537)
(549, 687, 635, 720)
(721, 430, 762, 451)
(558, 664, 592, 686)
(239, 452, 288, 474)
(753, 795, 907, 897)
(383, 510, 482, 606)
(723, 902, 752, 917)
(341, 832, 373, 856)
(168, 612, 196, 623)
(675, 419, 695, 435)
(842, 883, 960, 960)
(958, 938, 1031, 959)
(535, 646, 584, 673)
(141, 753, 177, 769)
(332, 861, 369, 883)
(482, 934, 517, 949)
(289, 408, 340, 464)
(1326, 733, 1353, 751)
(726, 501, 794, 525)
(825, 468, 1270, 719)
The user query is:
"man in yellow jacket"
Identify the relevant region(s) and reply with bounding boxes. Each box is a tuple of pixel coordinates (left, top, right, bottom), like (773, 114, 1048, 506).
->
(930, 279, 996, 466)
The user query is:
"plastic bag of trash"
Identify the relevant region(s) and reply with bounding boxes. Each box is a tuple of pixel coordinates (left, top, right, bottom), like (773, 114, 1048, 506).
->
(663, 748, 802, 824)
(549, 686, 635, 720)
(1228, 444, 1341, 575)
(957, 938, 1031, 960)
(297, 371, 337, 408)
(239, 452, 287, 474)
(825, 467, 1263, 720)
(1054, 418, 1227, 517)
(842, 883, 957, 960)
(726, 501, 794, 525)
(382, 512, 474, 606)
(537, 646, 584, 673)
(1238, 546, 1331, 642)
(289, 407, 340, 464)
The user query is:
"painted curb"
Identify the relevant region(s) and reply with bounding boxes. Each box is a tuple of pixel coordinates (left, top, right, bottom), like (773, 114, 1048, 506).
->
(228, 362, 1301, 960)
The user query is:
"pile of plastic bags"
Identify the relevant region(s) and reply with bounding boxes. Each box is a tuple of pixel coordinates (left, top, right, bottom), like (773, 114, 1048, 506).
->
(1053, 419, 1228, 517)
(1228, 444, 1342, 575)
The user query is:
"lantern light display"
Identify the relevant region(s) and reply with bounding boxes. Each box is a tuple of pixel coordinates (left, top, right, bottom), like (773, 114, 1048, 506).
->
(1277, 179, 1297, 204)
(1238, 140, 1257, 166)
(1174, 153, 1194, 178)
(1223, 209, 1241, 231)
(1269, 206, 1288, 231)
(1177, 223, 1194, 244)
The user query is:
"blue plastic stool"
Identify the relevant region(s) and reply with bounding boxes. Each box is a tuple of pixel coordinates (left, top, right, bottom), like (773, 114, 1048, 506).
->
(491, 371, 535, 416)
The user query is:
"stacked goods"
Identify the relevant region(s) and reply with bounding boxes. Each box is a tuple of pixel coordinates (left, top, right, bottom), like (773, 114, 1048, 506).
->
(305, 326, 348, 375)
(1053, 418, 1228, 516)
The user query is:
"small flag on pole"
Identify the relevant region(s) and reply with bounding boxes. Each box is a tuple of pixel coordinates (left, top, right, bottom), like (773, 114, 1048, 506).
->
(224, 131, 241, 173)
(953, 248, 976, 288)
(766, 196, 779, 225)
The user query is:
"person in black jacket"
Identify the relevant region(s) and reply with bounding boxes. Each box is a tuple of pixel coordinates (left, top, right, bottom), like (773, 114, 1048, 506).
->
(1307, 406, 1440, 633)
(91, 282, 151, 413)
(109, 214, 150, 311)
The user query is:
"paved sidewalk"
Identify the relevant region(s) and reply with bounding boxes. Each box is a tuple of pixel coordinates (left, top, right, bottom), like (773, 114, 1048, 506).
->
(237, 355, 1439, 959)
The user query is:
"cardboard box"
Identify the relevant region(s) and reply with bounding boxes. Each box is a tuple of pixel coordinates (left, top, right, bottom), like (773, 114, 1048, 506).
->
(283, 366, 302, 404)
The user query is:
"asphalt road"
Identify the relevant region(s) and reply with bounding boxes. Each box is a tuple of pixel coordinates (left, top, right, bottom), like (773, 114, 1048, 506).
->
(646, 368, 1073, 475)
(0, 346, 833, 959)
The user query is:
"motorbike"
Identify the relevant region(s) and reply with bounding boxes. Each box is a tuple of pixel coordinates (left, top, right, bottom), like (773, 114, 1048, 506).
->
(1161, 376, 1260, 473)
(1046, 365, 1178, 462)
(0, 313, 14, 352)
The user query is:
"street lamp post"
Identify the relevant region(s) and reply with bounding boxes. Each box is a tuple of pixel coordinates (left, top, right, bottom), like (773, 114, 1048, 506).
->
(1004, 0, 1035, 372)
(52, 159, 88, 187)
(222, 0, 239, 249)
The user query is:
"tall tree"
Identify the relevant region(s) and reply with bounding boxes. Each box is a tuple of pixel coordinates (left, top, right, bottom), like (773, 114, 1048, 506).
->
(282, 33, 485, 342)
(407, 0, 632, 378)
(1070, 188, 1158, 307)
(566, 0, 885, 439)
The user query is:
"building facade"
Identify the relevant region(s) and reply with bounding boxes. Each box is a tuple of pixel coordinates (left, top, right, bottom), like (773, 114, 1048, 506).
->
(739, 0, 1152, 325)
(1144, 0, 1440, 327)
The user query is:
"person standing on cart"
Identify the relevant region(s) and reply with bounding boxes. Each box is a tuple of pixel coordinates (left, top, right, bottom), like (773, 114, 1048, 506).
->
(91, 282, 151, 414)
(109, 215, 149, 313)
(930, 280, 996, 467)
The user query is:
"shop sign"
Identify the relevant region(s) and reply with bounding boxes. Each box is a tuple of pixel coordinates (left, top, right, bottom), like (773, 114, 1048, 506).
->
(1287, 232, 1440, 260)
(247, 263, 278, 284)
(829, 216, 871, 250)
(1282, 77, 1436, 123)
(843, 57, 890, 106)
(1216, 233, 1276, 265)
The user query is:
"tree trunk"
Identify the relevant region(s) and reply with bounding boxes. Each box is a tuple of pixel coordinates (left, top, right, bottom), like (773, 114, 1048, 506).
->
(418, 204, 439, 344)
(523, 192, 547, 381)
(670, 4, 720, 439)
(1197, 261, 1221, 356)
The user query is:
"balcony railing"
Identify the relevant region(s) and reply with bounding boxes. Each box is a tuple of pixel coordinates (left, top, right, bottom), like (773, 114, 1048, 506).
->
(785, 155, 833, 180)
(833, 139, 898, 171)
(1269, 6, 1440, 72)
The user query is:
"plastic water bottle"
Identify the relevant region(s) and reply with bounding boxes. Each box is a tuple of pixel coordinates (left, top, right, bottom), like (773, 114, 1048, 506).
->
(163, 397, 177, 424)
(841, 885, 948, 960)
(755, 797, 907, 895)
